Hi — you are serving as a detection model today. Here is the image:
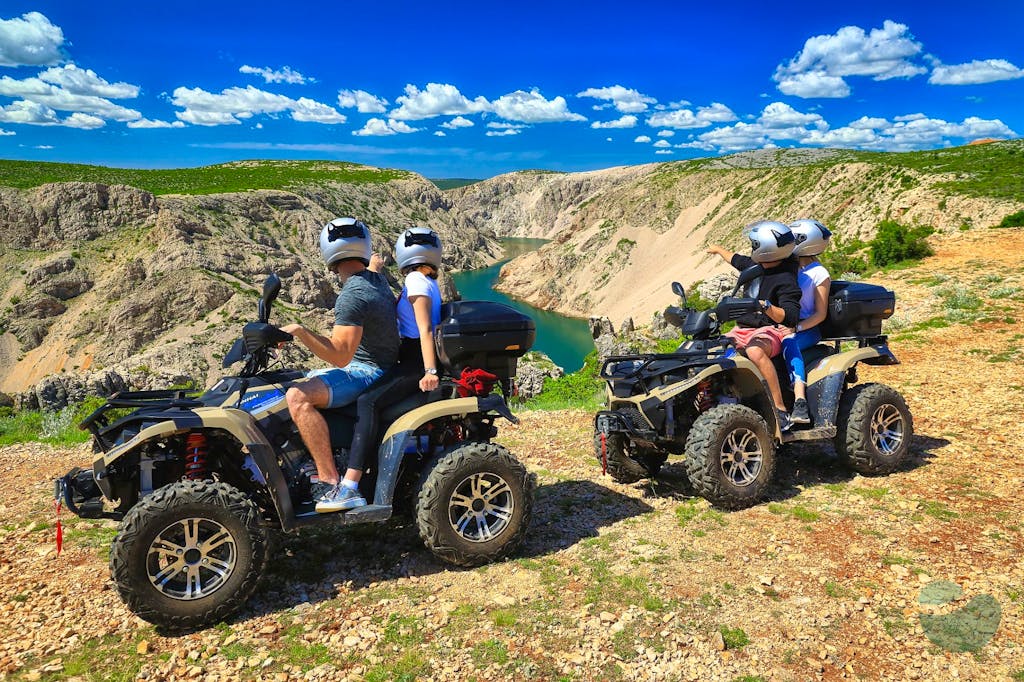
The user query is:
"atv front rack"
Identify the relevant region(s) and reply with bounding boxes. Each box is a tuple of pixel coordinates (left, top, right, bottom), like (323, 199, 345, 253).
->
(78, 389, 204, 448)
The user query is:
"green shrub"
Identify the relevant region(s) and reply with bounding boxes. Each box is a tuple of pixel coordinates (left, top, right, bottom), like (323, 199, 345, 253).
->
(819, 233, 869, 276)
(870, 220, 934, 267)
(996, 210, 1024, 228)
(524, 350, 603, 410)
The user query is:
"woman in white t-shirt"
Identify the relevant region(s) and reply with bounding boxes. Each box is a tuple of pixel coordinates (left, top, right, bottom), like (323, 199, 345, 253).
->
(783, 219, 833, 426)
(343, 228, 444, 507)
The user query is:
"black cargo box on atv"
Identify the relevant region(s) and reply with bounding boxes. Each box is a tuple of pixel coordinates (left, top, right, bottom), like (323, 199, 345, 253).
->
(818, 281, 895, 338)
(436, 300, 536, 381)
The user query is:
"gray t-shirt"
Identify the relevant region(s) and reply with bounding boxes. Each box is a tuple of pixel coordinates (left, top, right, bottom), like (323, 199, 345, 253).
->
(333, 270, 399, 369)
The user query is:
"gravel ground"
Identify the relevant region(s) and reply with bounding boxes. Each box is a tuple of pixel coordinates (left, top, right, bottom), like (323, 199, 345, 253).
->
(1, 230, 1022, 682)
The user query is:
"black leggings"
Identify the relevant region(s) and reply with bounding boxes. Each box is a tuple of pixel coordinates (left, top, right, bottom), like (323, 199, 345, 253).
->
(347, 339, 423, 473)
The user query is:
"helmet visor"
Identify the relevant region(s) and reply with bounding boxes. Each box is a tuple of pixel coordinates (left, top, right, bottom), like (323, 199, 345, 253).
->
(327, 222, 366, 241)
(404, 231, 440, 248)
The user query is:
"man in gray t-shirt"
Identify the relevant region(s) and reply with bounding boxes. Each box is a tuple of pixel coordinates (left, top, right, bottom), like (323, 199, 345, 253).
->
(281, 217, 399, 513)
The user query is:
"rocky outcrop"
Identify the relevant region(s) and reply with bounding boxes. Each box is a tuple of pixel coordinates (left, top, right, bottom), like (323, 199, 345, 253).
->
(515, 352, 564, 401)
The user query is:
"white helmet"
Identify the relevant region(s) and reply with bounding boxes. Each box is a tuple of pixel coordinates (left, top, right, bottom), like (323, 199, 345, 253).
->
(743, 220, 796, 263)
(789, 219, 833, 257)
(395, 226, 442, 271)
(319, 217, 371, 267)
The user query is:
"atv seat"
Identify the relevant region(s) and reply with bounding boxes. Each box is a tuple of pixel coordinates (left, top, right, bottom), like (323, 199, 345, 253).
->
(318, 387, 445, 448)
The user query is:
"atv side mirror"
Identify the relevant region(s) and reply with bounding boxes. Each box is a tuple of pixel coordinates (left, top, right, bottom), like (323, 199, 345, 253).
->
(671, 281, 688, 307)
(258, 274, 282, 323)
(732, 264, 764, 295)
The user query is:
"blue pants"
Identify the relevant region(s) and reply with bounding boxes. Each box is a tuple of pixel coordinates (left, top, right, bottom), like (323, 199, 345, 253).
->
(781, 328, 822, 384)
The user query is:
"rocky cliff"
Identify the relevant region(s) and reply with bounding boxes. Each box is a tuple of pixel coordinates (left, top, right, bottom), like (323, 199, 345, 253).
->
(451, 145, 1023, 323)
(0, 168, 500, 401)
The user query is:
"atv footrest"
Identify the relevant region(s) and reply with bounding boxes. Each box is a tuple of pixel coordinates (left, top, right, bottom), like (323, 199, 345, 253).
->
(293, 504, 393, 527)
(782, 426, 837, 443)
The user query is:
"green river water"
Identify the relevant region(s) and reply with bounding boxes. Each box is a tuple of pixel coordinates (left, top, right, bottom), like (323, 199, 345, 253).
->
(451, 238, 595, 372)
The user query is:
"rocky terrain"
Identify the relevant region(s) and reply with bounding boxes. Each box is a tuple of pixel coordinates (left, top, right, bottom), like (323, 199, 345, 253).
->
(451, 143, 1024, 324)
(1, 229, 1022, 681)
(0, 165, 500, 404)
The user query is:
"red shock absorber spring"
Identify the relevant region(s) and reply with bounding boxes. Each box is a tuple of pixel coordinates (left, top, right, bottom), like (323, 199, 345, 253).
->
(184, 432, 210, 480)
(693, 380, 716, 413)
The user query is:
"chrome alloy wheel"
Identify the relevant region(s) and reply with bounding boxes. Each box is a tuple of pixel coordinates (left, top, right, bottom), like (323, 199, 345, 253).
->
(719, 427, 763, 487)
(146, 517, 237, 600)
(447, 472, 515, 543)
(870, 404, 905, 455)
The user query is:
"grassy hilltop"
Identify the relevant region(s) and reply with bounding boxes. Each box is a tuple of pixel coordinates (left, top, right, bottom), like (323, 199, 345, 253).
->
(0, 159, 412, 195)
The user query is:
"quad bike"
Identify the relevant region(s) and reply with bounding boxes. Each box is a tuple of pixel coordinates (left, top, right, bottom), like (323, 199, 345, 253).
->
(55, 274, 537, 628)
(595, 264, 913, 509)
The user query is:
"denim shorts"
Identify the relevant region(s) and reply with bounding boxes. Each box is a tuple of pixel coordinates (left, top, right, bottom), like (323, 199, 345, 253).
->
(307, 361, 383, 409)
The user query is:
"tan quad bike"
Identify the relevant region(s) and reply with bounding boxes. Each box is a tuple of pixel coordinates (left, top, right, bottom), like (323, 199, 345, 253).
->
(55, 274, 537, 628)
(595, 264, 913, 509)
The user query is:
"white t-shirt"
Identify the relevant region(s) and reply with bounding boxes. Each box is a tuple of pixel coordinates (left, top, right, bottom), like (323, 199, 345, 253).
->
(396, 270, 442, 338)
(798, 262, 831, 321)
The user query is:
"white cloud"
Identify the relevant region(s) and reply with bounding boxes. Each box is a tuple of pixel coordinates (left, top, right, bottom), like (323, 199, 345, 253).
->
(653, 139, 671, 148)
(486, 122, 526, 130)
(390, 83, 488, 120)
(0, 127, 13, 135)
(634, 135, 651, 143)
(894, 113, 926, 122)
(757, 102, 826, 130)
(647, 102, 736, 129)
(441, 115, 474, 129)
(491, 89, 585, 123)
(63, 112, 105, 129)
(577, 85, 656, 113)
(352, 117, 421, 136)
(606, 137, 612, 142)
(803, 115, 1016, 151)
(656, 130, 675, 138)
(774, 20, 926, 98)
(0, 12, 64, 67)
(434, 130, 446, 137)
(126, 118, 185, 129)
(929, 59, 1024, 85)
(34, 144, 52, 149)
(774, 71, 850, 98)
(655, 149, 674, 155)
(291, 97, 347, 123)
(239, 64, 310, 85)
(591, 114, 637, 129)
(171, 85, 345, 126)
(0, 99, 104, 128)
(337, 88, 388, 113)
(0, 74, 141, 121)
(38, 64, 138, 98)
(485, 128, 520, 137)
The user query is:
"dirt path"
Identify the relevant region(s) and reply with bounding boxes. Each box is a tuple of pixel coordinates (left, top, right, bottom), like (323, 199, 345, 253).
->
(1, 230, 1022, 681)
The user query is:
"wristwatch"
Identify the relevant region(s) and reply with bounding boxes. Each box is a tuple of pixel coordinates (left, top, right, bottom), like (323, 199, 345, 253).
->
(760, 300, 771, 312)
(425, 367, 438, 375)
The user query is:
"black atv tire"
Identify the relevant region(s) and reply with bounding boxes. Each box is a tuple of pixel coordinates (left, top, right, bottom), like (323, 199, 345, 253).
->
(109, 480, 268, 629)
(835, 383, 913, 475)
(684, 404, 775, 510)
(594, 432, 667, 484)
(415, 442, 535, 567)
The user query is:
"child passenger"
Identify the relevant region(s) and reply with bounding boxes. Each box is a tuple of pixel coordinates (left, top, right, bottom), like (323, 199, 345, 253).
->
(707, 220, 802, 430)
(782, 219, 833, 425)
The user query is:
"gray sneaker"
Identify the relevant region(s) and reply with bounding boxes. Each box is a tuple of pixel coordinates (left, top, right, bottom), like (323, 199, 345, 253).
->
(791, 398, 811, 425)
(313, 482, 366, 513)
(777, 410, 793, 432)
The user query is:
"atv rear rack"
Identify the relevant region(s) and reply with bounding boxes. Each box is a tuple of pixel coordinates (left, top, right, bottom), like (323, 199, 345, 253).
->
(78, 389, 204, 440)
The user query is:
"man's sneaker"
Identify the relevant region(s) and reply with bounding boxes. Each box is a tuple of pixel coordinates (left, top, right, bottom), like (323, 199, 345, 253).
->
(313, 482, 366, 513)
(791, 398, 811, 425)
(777, 410, 793, 432)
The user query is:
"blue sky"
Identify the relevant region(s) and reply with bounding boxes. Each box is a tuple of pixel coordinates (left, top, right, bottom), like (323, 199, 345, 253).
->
(0, 0, 1021, 178)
